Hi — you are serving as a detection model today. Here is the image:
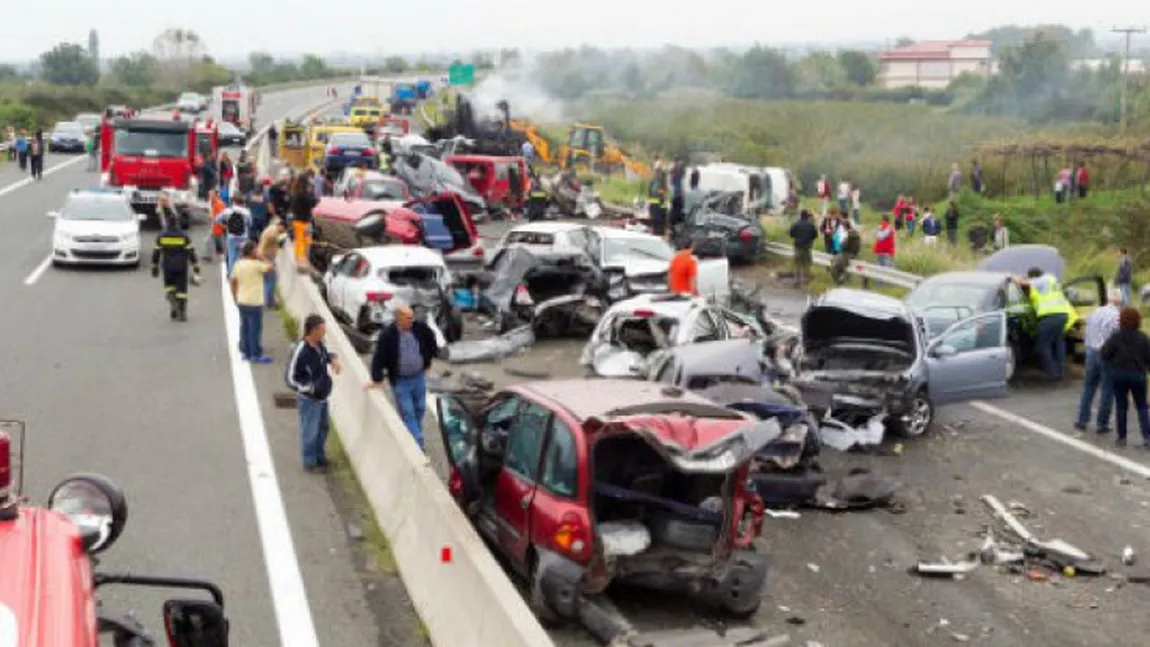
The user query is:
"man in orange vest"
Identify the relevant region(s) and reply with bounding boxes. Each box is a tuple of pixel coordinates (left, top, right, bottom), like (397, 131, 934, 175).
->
(668, 240, 698, 296)
(207, 189, 227, 262)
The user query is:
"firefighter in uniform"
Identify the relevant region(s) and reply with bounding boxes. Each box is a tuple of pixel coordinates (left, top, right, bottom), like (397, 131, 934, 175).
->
(525, 172, 549, 222)
(151, 208, 202, 322)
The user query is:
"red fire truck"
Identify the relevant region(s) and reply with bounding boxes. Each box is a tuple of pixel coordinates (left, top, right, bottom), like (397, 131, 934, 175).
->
(99, 111, 218, 227)
(212, 84, 258, 135)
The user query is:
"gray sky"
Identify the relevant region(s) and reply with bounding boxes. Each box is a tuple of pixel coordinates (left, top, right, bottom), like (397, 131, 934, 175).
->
(1, 3, 1139, 62)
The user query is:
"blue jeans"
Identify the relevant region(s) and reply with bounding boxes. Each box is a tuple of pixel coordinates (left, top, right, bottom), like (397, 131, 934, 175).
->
(238, 304, 263, 359)
(876, 254, 893, 267)
(906, 219, 916, 235)
(393, 373, 427, 450)
(264, 268, 277, 307)
(1118, 282, 1132, 305)
(1034, 313, 1069, 378)
(1110, 370, 1150, 442)
(1076, 348, 1113, 429)
(225, 236, 245, 275)
(298, 396, 330, 467)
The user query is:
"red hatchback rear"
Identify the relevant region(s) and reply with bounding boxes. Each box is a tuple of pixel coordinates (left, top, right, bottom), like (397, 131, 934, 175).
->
(444, 154, 528, 212)
(434, 379, 773, 626)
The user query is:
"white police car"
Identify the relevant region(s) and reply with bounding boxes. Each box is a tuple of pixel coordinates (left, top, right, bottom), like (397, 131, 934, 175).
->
(47, 188, 147, 268)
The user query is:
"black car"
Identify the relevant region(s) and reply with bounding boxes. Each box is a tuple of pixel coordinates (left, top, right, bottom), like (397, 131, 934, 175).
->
(672, 190, 764, 264)
(217, 122, 247, 147)
(49, 122, 87, 153)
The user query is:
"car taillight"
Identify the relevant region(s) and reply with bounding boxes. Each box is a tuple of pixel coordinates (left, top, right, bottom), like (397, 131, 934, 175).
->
(366, 291, 392, 303)
(472, 246, 485, 257)
(0, 431, 9, 500)
(632, 309, 656, 317)
(738, 228, 755, 241)
(328, 147, 341, 155)
(514, 285, 533, 306)
(553, 512, 588, 556)
(448, 468, 464, 499)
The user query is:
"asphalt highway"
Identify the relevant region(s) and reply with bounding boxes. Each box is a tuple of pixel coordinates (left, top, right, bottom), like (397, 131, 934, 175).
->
(0, 83, 413, 646)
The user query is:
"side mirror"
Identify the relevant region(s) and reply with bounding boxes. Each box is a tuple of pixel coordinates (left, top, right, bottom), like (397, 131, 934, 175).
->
(163, 599, 229, 647)
(47, 211, 59, 218)
(930, 344, 957, 359)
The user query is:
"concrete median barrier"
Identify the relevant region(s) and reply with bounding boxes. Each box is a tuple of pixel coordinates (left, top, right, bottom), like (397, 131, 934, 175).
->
(274, 256, 557, 647)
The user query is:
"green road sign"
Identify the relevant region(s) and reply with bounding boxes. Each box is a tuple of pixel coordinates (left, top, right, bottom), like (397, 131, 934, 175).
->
(448, 62, 475, 86)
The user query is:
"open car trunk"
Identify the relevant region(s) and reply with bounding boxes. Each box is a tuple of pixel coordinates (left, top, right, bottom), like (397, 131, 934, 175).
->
(406, 193, 475, 253)
(587, 416, 780, 578)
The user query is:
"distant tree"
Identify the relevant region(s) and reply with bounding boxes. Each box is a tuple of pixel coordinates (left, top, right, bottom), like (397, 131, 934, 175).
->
(794, 51, 848, 93)
(0, 64, 18, 81)
(300, 55, 328, 79)
(109, 51, 158, 88)
(837, 50, 877, 86)
(39, 43, 99, 86)
(151, 28, 206, 86)
(383, 56, 408, 74)
(188, 59, 234, 93)
(620, 63, 646, 98)
(498, 48, 521, 66)
(966, 24, 1096, 58)
(727, 45, 794, 99)
(248, 51, 276, 75)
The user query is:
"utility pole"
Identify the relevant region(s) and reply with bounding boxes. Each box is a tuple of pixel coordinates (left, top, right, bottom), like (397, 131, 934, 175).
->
(1112, 26, 1146, 131)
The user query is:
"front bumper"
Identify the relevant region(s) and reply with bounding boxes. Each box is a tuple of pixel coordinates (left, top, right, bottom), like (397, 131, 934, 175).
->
(54, 240, 140, 265)
(122, 187, 203, 213)
(49, 140, 85, 153)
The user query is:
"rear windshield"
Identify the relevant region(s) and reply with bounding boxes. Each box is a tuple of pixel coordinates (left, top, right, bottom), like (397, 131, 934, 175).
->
(114, 128, 188, 157)
(363, 180, 406, 201)
(383, 266, 440, 285)
(331, 133, 371, 147)
(505, 231, 554, 246)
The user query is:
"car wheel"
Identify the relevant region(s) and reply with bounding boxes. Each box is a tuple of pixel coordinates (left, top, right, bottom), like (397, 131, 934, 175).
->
(716, 555, 766, 619)
(894, 390, 934, 437)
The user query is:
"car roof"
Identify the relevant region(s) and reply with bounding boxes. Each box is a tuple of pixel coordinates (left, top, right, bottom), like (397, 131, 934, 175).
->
(604, 293, 703, 318)
(518, 378, 738, 422)
(916, 271, 1009, 288)
(353, 245, 444, 267)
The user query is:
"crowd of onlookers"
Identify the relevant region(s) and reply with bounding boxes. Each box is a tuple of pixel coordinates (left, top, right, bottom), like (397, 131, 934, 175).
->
(5, 126, 46, 179)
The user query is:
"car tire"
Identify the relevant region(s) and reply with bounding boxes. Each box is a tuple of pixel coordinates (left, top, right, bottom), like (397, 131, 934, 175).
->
(649, 513, 719, 553)
(892, 390, 934, 437)
(716, 553, 766, 619)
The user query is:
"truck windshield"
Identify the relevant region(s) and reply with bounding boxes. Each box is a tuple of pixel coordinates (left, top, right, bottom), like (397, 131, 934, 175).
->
(114, 128, 189, 158)
(222, 99, 239, 121)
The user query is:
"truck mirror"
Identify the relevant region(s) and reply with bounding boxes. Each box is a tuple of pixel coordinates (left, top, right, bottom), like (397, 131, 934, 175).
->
(163, 599, 229, 647)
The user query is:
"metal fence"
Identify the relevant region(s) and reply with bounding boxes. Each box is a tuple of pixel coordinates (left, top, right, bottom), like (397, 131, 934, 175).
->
(762, 241, 925, 290)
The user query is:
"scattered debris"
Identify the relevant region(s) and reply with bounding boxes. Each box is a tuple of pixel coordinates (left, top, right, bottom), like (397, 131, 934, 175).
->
(346, 522, 364, 542)
(951, 632, 971, 642)
(1123, 546, 1136, 566)
(815, 414, 885, 452)
(766, 509, 801, 519)
(911, 557, 980, 578)
(1061, 484, 1087, 495)
(444, 325, 535, 364)
(785, 617, 806, 626)
(807, 563, 821, 573)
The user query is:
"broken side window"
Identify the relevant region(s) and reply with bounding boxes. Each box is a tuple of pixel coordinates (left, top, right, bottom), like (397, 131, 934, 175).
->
(504, 401, 552, 481)
(540, 419, 578, 498)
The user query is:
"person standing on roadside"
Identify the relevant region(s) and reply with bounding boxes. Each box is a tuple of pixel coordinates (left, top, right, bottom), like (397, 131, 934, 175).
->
(218, 152, 234, 204)
(29, 129, 44, 180)
(646, 169, 668, 237)
(669, 158, 685, 231)
(290, 173, 318, 268)
(947, 162, 961, 199)
(287, 314, 342, 472)
(789, 209, 818, 284)
(837, 178, 850, 214)
(830, 220, 859, 285)
(970, 159, 984, 195)
(819, 210, 839, 254)
(15, 129, 28, 171)
(235, 150, 256, 196)
(992, 215, 1010, 250)
(367, 305, 441, 451)
(1076, 162, 1090, 199)
(920, 207, 941, 245)
(668, 240, 699, 296)
(5, 126, 14, 161)
(267, 122, 278, 159)
(259, 217, 286, 309)
(1100, 306, 1150, 447)
(815, 174, 830, 216)
(1076, 289, 1121, 435)
(849, 183, 861, 225)
(1116, 248, 1134, 305)
(944, 200, 960, 246)
(248, 177, 271, 241)
(230, 240, 274, 363)
(873, 214, 896, 267)
(215, 193, 252, 275)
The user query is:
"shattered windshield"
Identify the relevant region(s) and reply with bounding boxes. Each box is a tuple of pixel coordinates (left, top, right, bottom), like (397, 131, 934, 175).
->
(604, 237, 673, 262)
(905, 283, 989, 335)
(114, 128, 188, 157)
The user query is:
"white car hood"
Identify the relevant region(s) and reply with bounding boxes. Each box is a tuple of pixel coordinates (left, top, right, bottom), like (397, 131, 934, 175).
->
(613, 257, 668, 278)
(55, 220, 138, 237)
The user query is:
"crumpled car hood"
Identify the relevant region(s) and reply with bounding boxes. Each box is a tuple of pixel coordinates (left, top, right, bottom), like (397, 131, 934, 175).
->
(588, 416, 783, 474)
(802, 304, 915, 350)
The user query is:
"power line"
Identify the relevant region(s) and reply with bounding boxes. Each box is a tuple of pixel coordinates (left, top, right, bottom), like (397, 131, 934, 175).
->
(1112, 26, 1147, 132)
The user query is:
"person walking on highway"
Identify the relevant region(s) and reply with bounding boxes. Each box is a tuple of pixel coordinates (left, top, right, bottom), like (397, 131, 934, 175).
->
(236, 150, 256, 196)
(151, 208, 202, 322)
(218, 152, 234, 203)
(290, 173, 318, 268)
(86, 130, 98, 172)
(15, 129, 27, 171)
(873, 214, 896, 267)
(215, 194, 253, 276)
(789, 209, 818, 285)
(1100, 306, 1150, 447)
(669, 158, 686, 231)
(367, 305, 441, 451)
(287, 314, 342, 472)
(1016, 267, 1078, 381)
(267, 123, 278, 159)
(230, 241, 274, 364)
(259, 217, 286, 310)
(29, 129, 44, 180)
(1116, 248, 1134, 305)
(1076, 289, 1121, 434)
(668, 240, 699, 296)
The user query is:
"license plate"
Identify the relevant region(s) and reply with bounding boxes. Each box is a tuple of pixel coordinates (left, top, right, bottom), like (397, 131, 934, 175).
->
(707, 231, 725, 238)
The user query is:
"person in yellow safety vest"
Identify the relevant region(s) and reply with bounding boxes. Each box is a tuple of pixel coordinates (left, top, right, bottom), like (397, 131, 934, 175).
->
(1016, 267, 1079, 380)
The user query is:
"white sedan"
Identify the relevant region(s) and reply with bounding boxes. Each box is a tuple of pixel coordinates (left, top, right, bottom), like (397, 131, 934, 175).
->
(321, 245, 463, 352)
(48, 188, 146, 267)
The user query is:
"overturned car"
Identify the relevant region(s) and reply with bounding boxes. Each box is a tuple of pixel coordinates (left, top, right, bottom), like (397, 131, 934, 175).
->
(791, 289, 1011, 439)
(475, 246, 607, 337)
(434, 379, 774, 630)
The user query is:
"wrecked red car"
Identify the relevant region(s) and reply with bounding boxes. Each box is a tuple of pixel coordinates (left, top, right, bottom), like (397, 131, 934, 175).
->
(444, 154, 528, 212)
(434, 379, 774, 627)
(0, 423, 230, 646)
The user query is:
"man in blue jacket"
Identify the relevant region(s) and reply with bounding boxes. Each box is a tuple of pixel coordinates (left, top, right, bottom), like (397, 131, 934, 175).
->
(286, 314, 343, 472)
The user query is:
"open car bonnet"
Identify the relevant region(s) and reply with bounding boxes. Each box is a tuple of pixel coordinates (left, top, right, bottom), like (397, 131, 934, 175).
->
(585, 414, 783, 474)
(801, 302, 916, 351)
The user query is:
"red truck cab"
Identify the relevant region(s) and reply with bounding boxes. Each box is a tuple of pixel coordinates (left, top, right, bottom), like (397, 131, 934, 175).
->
(444, 154, 528, 212)
(100, 114, 201, 225)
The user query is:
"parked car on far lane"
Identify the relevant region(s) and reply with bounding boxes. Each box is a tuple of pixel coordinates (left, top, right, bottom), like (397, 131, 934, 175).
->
(216, 121, 247, 147)
(49, 122, 87, 153)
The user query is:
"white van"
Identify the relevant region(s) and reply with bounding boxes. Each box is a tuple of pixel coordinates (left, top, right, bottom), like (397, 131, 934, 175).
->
(692, 163, 794, 215)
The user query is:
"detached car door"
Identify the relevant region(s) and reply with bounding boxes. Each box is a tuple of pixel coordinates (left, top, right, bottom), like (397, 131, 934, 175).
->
(925, 310, 1010, 405)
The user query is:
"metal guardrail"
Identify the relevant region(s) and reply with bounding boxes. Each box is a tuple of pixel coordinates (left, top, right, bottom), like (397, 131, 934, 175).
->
(762, 241, 925, 290)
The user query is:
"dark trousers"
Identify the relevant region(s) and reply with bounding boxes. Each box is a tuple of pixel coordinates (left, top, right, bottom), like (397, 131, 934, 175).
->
(238, 304, 264, 359)
(30, 155, 43, 179)
(946, 228, 957, 245)
(1034, 313, 1069, 378)
(1078, 185, 1088, 199)
(268, 137, 277, 159)
(163, 267, 189, 319)
(649, 203, 666, 235)
(1110, 370, 1150, 441)
(669, 196, 684, 228)
(17, 151, 27, 170)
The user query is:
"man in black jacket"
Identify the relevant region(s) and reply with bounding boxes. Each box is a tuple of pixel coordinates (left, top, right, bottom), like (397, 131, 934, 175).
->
(789, 209, 818, 284)
(287, 314, 342, 471)
(367, 305, 441, 451)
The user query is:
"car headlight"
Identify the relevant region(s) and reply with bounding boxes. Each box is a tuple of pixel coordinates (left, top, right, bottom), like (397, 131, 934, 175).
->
(48, 474, 128, 555)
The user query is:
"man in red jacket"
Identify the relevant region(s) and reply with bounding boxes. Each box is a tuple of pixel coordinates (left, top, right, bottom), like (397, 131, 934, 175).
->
(873, 214, 896, 267)
(1075, 163, 1089, 199)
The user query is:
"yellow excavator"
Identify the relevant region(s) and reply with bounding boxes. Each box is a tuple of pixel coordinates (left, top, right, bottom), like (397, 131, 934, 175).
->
(506, 119, 650, 178)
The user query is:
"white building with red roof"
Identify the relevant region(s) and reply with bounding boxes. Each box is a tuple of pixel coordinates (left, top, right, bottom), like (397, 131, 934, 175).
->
(877, 40, 994, 89)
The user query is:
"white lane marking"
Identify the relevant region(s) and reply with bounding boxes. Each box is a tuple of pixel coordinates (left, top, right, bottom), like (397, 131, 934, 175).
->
(971, 400, 1150, 479)
(219, 267, 320, 647)
(23, 255, 53, 285)
(0, 156, 86, 199)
